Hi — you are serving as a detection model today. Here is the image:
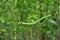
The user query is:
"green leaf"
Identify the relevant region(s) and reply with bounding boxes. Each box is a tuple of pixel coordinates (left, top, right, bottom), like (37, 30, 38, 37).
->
(0, 29, 6, 32)
(48, 20, 57, 25)
(0, 17, 4, 23)
(41, 26, 51, 33)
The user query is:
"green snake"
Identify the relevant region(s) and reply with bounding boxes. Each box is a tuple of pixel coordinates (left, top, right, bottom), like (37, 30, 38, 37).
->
(21, 15, 51, 25)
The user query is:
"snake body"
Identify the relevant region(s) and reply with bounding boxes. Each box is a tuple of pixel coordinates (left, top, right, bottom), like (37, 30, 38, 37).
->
(21, 15, 51, 25)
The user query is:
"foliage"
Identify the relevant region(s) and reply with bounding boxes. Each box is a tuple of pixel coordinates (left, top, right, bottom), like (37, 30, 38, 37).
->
(0, 0, 60, 40)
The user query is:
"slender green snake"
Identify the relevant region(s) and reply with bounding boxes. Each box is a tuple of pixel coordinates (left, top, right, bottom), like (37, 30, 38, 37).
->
(21, 15, 51, 25)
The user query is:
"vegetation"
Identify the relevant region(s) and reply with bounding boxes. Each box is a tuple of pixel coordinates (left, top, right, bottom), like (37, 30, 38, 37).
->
(0, 0, 60, 40)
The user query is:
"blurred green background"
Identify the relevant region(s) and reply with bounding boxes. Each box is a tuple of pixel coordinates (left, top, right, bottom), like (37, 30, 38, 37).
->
(0, 0, 60, 40)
